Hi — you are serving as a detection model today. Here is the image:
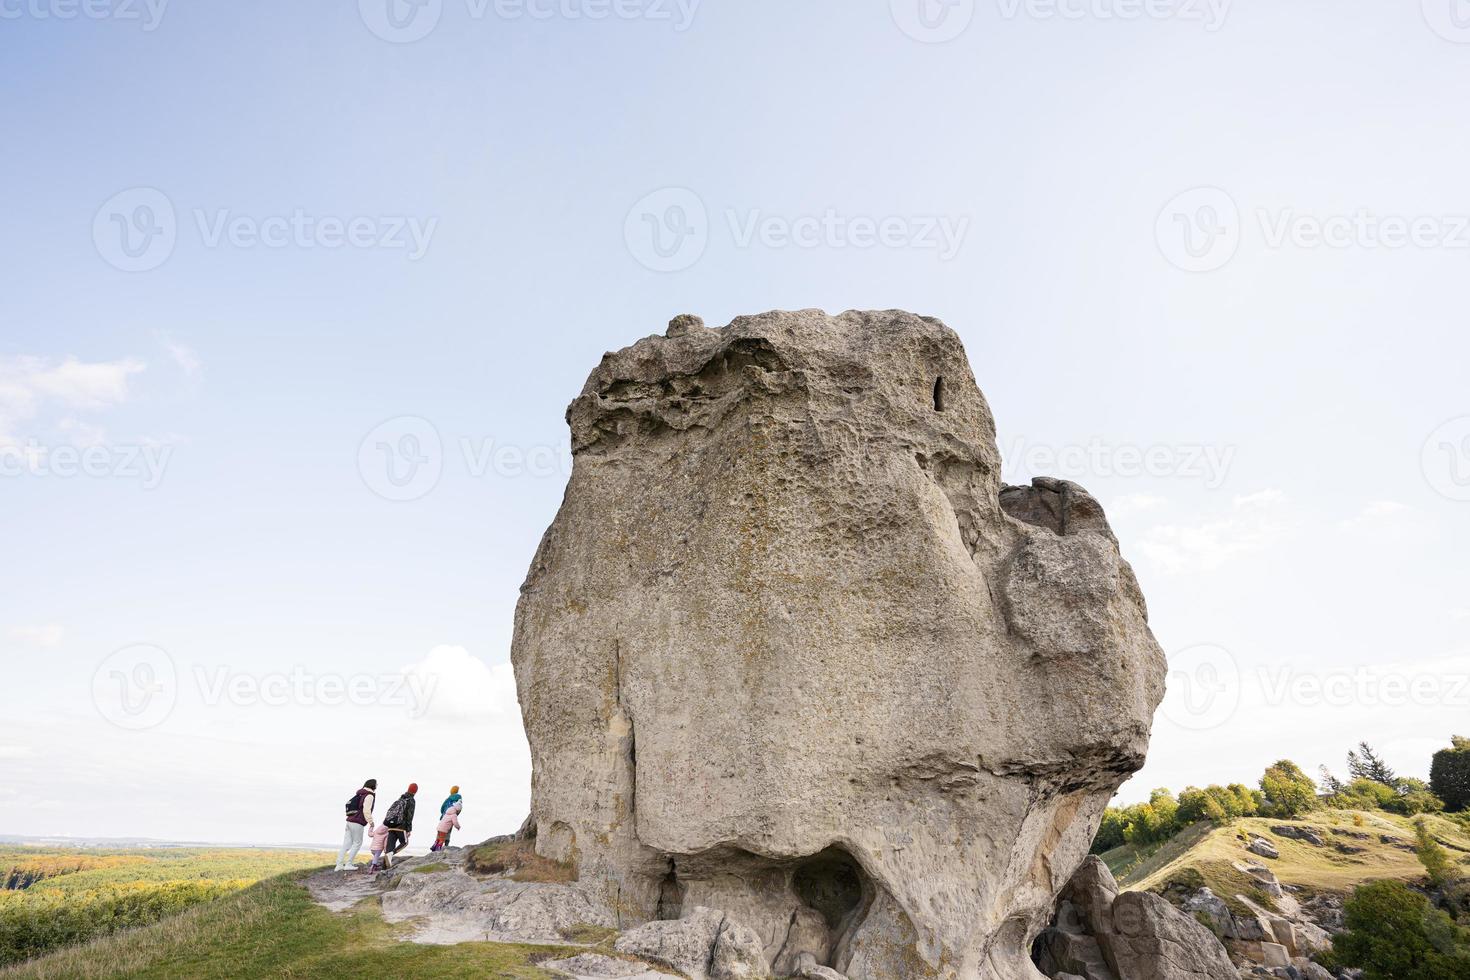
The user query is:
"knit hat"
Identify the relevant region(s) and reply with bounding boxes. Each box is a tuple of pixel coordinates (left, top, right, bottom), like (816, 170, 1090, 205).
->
(407, 783, 418, 794)
(364, 778, 377, 790)
(450, 785, 459, 794)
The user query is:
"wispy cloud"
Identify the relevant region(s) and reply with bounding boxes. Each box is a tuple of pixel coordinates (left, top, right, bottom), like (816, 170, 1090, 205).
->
(1138, 489, 1291, 573)
(154, 332, 202, 387)
(1338, 500, 1409, 530)
(8, 625, 65, 648)
(0, 355, 146, 445)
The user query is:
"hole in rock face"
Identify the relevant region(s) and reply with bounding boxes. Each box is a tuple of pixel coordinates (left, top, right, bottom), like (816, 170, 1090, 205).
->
(932, 377, 946, 412)
(655, 861, 685, 921)
(792, 848, 866, 931)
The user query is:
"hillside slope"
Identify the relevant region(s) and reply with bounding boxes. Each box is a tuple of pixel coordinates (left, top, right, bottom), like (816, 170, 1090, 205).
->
(1103, 808, 1470, 903)
(0, 871, 583, 980)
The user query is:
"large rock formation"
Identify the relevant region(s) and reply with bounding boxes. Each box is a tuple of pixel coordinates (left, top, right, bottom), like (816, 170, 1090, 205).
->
(511, 310, 1167, 979)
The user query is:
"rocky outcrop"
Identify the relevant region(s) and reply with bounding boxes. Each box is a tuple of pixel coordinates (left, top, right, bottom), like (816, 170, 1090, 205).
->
(511, 310, 1167, 979)
(1033, 858, 1236, 980)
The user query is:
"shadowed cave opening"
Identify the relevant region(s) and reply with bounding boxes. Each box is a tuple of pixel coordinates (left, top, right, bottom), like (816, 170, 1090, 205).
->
(791, 846, 872, 968)
(933, 376, 946, 412)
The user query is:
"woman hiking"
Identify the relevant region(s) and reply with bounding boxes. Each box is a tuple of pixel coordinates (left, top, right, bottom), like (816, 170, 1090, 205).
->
(335, 778, 377, 871)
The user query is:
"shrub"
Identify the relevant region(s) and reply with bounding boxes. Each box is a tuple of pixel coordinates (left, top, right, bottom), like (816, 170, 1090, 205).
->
(1261, 760, 1319, 817)
(1324, 879, 1470, 979)
(1415, 818, 1459, 890)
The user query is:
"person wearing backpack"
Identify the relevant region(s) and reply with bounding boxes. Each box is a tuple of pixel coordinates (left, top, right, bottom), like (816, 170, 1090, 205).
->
(381, 782, 418, 867)
(334, 778, 377, 871)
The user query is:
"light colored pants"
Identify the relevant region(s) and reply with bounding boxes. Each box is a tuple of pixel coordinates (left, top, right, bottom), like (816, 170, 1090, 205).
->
(335, 822, 365, 869)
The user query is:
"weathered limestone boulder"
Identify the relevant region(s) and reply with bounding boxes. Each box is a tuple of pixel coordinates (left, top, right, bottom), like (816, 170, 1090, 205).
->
(512, 310, 1167, 979)
(1036, 858, 1236, 980)
(615, 906, 770, 980)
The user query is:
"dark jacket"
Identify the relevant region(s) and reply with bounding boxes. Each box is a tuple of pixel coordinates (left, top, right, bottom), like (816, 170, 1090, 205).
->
(385, 793, 416, 831)
(347, 787, 375, 827)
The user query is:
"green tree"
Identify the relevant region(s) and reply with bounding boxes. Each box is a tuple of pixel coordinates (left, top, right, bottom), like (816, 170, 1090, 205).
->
(1390, 779, 1447, 817)
(1348, 742, 1398, 787)
(1177, 787, 1227, 825)
(1431, 736, 1470, 812)
(1325, 879, 1470, 979)
(1414, 818, 1459, 890)
(1261, 760, 1319, 817)
(1334, 777, 1400, 811)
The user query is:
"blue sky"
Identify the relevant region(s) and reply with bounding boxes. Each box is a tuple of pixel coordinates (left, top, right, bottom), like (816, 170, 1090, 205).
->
(3, 0, 1469, 846)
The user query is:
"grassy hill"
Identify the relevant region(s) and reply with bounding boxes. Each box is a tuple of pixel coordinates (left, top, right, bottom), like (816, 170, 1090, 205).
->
(1098, 808, 1470, 909)
(0, 871, 583, 979)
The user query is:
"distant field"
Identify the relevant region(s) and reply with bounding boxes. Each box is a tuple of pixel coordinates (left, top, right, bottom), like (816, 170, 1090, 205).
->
(0, 847, 332, 968)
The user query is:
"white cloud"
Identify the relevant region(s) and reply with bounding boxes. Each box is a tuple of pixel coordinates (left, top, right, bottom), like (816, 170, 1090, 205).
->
(0, 355, 146, 444)
(1111, 493, 1167, 515)
(154, 332, 202, 386)
(0, 746, 34, 760)
(1138, 489, 1290, 573)
(8, 625, 65, 648)
(402, 644, 520, 721)
(1232, 488, 1285, 509)
(1338, 500, 1409, 530)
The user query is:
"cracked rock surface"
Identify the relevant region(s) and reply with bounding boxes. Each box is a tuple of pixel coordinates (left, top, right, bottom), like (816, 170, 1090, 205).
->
(512, 310, 1167, 979)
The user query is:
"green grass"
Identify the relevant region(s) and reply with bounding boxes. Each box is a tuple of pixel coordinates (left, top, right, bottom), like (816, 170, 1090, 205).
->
(0, 848, 336, 967)
(0, 872, 583, 979)
(1114, 809, 1470, 907)
(408, 862, 450, 875)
